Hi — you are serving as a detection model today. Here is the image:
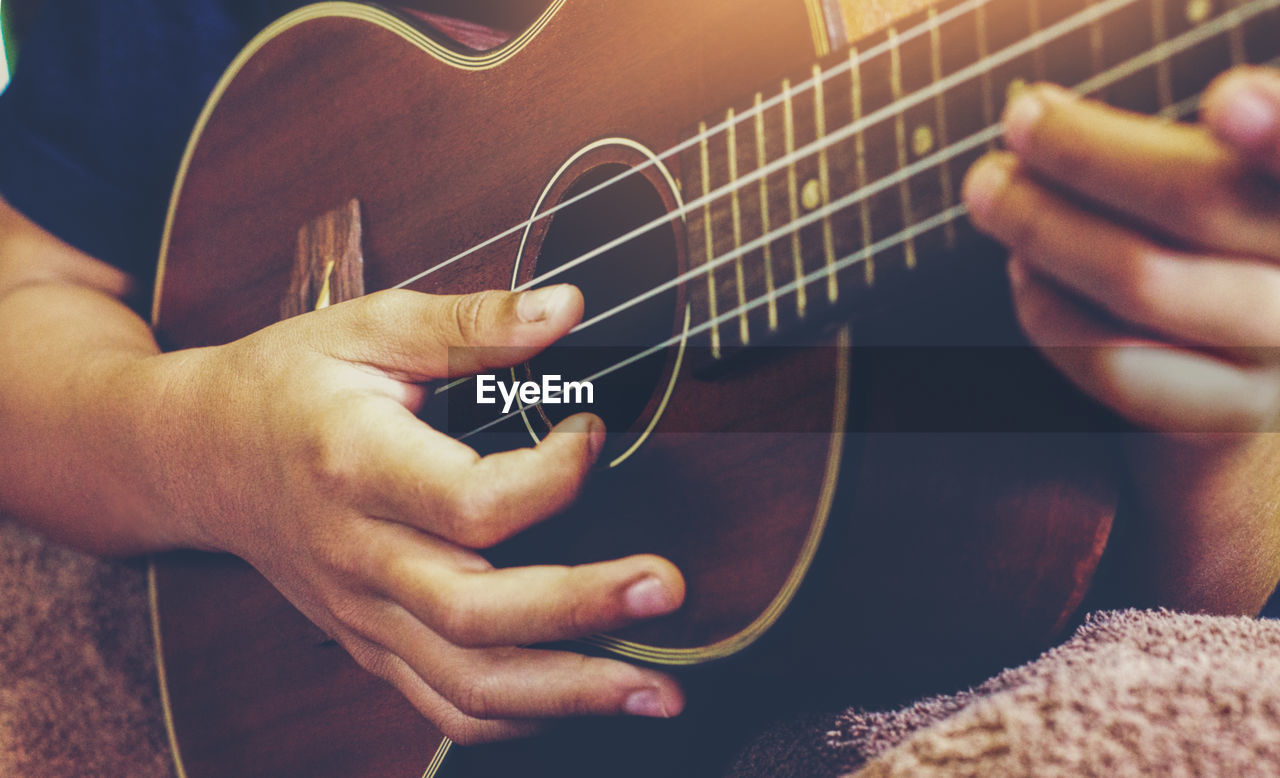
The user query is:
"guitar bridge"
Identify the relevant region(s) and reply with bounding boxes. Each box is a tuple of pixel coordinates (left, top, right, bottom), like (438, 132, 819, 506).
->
(281, 198, 366, 318)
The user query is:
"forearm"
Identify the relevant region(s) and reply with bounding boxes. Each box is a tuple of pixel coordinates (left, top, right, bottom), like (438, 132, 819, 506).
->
(1124, 434, 1280, 615)
(963, 69, 1280, 617)
(0, 279, 201, 554)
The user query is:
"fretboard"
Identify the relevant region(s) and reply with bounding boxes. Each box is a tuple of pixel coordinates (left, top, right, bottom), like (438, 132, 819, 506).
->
(680, 0, 1280, 359)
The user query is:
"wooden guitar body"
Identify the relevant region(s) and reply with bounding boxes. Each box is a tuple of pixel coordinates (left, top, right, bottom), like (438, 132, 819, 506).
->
(149, 1, 1122, 774)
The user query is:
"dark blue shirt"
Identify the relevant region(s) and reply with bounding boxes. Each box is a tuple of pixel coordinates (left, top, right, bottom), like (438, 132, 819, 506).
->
(0, 0, 305, 283)
(1263, 584, 1280, 619)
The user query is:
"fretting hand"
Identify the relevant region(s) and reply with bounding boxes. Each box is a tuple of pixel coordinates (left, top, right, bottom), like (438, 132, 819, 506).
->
(962, 66, 1280, 613)
(964, 67, 1280, 433)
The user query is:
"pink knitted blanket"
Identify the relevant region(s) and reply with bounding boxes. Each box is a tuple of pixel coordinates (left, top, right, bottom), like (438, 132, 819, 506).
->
(4, 516, 1280, 777)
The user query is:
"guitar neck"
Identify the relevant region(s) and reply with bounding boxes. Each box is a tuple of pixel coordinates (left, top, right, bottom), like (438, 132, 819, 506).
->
(681, 0, 1280, 359)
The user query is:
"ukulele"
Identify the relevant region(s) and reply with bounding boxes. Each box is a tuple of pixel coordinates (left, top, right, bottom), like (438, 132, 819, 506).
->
(148, 0, 1280, 775)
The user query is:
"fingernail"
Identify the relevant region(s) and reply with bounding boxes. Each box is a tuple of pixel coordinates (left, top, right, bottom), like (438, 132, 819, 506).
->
(587, 416, 607, 458)
(624, 688, 670, 718)
(1003, 91, 1046, 155)
(1215, 83, 1277, 152)
(517, 285, 571, 323)
(559, 414, 607, 457)
(624, 576, 675, 619)
(962, 159, 1010, 223)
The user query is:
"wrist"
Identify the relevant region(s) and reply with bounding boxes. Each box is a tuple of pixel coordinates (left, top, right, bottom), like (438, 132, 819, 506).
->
(90, 346, 227, 553)
(1122, 433, 1280, 614)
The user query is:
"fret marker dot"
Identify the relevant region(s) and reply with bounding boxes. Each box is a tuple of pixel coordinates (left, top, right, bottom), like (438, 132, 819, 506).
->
(1006, 78, 1029, 107)
(1186, 0, 1211, 23)
(801, 179, 822, 211)
(912, 125, 935, 157)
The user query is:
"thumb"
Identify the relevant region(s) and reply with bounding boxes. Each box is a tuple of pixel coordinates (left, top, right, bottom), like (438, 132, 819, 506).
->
(1202, 66, 1280, 179)
(309, 284, 584, 380)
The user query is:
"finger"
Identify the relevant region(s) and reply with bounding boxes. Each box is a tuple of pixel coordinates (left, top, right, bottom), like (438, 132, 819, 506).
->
(358, 600, 685, 722)
(364, 523, 684, 647)
(1000, 83, 1280, 258)
(351, 407, 605, 546)
(1008, 260, 1280, 433)
(1202, 66, 1280, 179)
(303, 285, 585, 381)
(965, 153, 1280, 350)
(336, 629, 541, 745)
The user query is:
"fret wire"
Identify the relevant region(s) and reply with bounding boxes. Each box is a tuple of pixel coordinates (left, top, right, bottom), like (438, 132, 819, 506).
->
(813, 63, 840, 304)
(889, 26, 919, 270)
(455, 39, 1266, 422)
(850, 46, 875, 286)
(457, 206, 971, 441)
(642, 125, 998, 339)
(804, 0, 831, 57)
(1029, 0, 1048, 78)
(470, 53, 1229, 432)
(1228, 0, 1249, 63)
(698, 120, 722, 359)
(1152, 0, 1176, 110)
(506, 0, 1273, 300)
(929, 7, 959, 249)
(570, 6, 1270, 343)
(754, 92, 780, 331)
(782, 78, 809, 318)
(395, 0, 1127, 293)
(726, 108, 752, 345)
(1073, 0, 1261, 97)
(467, 19, 1233, 439)
(1088, 0, 1107, 77)
(976, 1, 997, 151)
(445, 17, 1276, 421)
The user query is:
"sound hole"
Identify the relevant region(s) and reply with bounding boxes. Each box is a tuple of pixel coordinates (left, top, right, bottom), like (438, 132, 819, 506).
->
(523, 163, 680, 449)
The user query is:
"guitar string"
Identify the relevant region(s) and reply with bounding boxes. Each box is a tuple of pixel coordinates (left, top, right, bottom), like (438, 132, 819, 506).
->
(450, 47, 1258, 443)
(389, 0, 1163, 293)
(435, 0, 1233, 394)
(434, 0, 1269, 403)
(454, 204, 962, 441)
(389, 0, 1000, 291)
(434, 0, 1270, 410)
(570, 0, 1267, 334)
(499, 0, 1264, 296)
